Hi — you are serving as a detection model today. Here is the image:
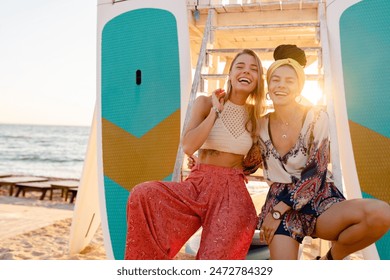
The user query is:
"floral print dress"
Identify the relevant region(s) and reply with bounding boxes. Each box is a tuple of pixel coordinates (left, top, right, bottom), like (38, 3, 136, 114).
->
(257, 106, 345, 243)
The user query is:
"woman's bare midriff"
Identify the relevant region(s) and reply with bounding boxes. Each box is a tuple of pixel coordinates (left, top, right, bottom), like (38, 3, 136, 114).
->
(198, 149, 244, 169)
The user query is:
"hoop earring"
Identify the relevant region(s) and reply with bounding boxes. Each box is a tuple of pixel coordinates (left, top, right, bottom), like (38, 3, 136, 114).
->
(295, 95, 302, 103)
(266, 92, 271, 100)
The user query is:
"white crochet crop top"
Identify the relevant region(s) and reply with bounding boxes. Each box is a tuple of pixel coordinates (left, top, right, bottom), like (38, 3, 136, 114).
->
(200, 100, 253, 155)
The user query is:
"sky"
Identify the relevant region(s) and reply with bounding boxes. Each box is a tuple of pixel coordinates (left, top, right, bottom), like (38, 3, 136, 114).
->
(0, 0, 96, 127)
(0, 0, 324, 127)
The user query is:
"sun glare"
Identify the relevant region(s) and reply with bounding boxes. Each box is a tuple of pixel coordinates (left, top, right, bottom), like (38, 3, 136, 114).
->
(301, 80, 324, 105)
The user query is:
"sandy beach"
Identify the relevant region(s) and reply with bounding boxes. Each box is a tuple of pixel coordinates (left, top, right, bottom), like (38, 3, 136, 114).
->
(0, 189, 106, 260)
(0, 184, 195, 260)
(0, 182, 362, 261)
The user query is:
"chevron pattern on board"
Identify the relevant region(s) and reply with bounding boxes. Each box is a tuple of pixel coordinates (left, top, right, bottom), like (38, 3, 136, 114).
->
(102, 109, 180, 191)
(349, 120, 390, 203)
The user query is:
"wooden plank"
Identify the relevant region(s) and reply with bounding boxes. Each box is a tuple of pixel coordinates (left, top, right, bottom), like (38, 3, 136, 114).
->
(50, 180, 79, 202)
(65, 188, 78, 203)
(14, 181, 56, 200)
(0, 177, 48, 196)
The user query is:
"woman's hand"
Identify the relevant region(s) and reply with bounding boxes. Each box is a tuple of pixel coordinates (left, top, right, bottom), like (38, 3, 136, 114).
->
(212, 88, 226, 112)
(259, 213, 281, 245)
(242, 140, 262, 175)
(187, 155, 198, 169)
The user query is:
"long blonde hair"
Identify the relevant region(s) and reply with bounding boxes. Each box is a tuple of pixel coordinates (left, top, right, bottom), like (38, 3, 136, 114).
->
(225, 49, 266, 139)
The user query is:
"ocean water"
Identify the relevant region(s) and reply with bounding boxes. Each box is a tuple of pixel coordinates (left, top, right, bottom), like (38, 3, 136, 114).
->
(0, 124, 90, 179)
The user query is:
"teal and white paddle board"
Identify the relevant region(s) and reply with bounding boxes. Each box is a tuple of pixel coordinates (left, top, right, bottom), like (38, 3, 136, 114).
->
(96, 0, 191, 259)
(327, 0, 390, 260)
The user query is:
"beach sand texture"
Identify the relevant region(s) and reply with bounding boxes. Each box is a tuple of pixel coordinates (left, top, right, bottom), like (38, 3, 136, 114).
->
(0, 185, 362, 260)
(0, 189, 105, 260)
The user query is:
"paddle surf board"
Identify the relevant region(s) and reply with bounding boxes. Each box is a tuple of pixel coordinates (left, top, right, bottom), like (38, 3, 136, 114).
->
(69, 108, 101, 255)
(97, 0, 191, 259)
(327, 0, 390, 260)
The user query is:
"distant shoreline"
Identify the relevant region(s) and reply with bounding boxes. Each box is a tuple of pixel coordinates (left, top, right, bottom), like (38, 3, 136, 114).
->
(0, 122, 91, 128)
(1, 173, 79, 180)
(0, 124, 88, 180)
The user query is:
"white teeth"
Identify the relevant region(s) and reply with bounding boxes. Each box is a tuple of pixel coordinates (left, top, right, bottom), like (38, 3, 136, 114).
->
(238, 78, 251, 84)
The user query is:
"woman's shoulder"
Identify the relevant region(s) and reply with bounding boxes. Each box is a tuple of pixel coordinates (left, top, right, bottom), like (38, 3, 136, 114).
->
(311, 104, 327, 113)
(192, 95, 212, 110)
(303, 105, 330, 134)
(305, 105, 328, 120)
(259, 113, 270, 136)
(260, 112, 271, 123)
(261, 111, 271, 119)
(194, 94, 211, 104)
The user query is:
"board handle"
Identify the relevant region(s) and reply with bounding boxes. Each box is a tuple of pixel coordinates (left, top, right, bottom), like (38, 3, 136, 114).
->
(136, 69, 142, 85)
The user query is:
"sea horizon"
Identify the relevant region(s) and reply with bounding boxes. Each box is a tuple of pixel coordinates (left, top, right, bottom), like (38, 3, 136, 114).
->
(0, 123, 91, 179)
(0, 122, 91, 128)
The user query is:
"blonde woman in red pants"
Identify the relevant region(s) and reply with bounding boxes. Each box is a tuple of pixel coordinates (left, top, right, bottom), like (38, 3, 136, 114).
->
(125, 49, 266, 260)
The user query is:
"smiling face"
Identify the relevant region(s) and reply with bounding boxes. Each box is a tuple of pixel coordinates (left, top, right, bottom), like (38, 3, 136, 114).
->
(268, 65, 300, 106)
(229, 53, 259, 96)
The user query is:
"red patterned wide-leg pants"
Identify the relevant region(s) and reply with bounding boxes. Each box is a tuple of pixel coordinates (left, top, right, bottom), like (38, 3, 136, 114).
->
(124, 164, 257, 260)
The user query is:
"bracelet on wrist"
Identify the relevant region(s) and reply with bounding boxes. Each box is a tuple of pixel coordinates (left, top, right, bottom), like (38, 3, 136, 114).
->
(212, 106, 221, 118)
